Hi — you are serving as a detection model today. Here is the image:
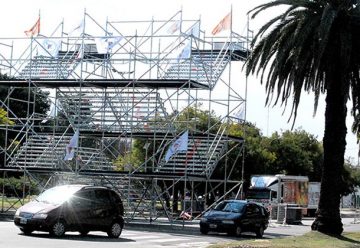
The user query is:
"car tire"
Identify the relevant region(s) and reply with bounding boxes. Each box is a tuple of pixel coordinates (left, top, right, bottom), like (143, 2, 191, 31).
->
(50, 220, 66, 237)
(107, 221, 122, 238)
(20, 227, 33, 235)
(235, 225, 242, 237)
(256, 225, 265, 238)
(200, 227, 208, 235)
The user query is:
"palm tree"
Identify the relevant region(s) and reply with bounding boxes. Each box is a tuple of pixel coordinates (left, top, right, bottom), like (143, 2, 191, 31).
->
(246, 0, 360, 235)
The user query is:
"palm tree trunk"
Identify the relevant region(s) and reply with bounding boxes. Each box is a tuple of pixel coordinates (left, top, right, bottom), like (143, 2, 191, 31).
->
(311, 71, 348, 235)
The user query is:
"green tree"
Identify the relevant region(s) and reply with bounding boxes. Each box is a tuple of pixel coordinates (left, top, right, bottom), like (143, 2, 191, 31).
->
(246, 0, 360, 234)
(265, 130, 323, 181)
(0, 107, 14, 147)
(225, 122, 276, 185)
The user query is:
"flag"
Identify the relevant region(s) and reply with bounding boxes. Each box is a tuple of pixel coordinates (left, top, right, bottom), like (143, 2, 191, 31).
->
(177, 42, 191, 62)
(95, 36, 122, 54)
(25, 17, 40, 37)
(64, 130, 79, 160)
(38, 39, 61, 57)
(165, 131, 189, 162)
(167, 20, 180, 34)
(69, 20, 84, 37)
(188, 22, 200, 38)
(76, 43, 84, 59)
(211, 12, 231, 35)
(41, 99, 62, 124)
(234, 104, 245, 122)
(185, 139, 201, 166)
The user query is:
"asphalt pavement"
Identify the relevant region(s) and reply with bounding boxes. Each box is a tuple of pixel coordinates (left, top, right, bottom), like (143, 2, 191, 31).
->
(1, 208, 360, 237)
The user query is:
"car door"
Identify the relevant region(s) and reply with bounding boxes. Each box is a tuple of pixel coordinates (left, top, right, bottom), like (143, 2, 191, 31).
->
(252, 204, 263, 229)
(91, 189, 114, 228)
(242, 203, 259, 231)
(67, 189, 94, 229)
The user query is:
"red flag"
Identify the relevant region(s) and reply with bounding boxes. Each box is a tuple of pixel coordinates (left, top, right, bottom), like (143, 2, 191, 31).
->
(25, 17, 40, 37)
(211, 12, 231, 35)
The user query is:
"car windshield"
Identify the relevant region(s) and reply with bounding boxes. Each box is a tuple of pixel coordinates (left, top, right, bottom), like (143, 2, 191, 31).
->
(213, 201, 245, 213)
(36, 185, 82, 205)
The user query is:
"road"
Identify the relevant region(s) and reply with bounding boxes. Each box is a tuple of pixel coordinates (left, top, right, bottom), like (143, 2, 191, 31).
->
(0, 218, 359, 248)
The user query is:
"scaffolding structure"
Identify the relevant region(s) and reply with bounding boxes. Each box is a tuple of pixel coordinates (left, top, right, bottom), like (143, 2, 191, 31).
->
(0, 10, 250, 223)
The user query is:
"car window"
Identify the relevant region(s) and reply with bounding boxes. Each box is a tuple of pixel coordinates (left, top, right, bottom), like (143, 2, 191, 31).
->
(110, 190, 121, 204)
(36, 185, 81, 205)
(110, 190, 124, 215)
(94, 189, 112, 205)
(72, 190, 94, 207)
(214, 201, 245, 213)
(247, 204, 258, 214)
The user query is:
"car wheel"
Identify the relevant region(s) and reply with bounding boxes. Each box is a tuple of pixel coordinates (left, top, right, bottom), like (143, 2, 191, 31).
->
(200, 227, 208, 235)
(235, 225, 242, 237)
(50, 220, 66, 237)
(20, 227, 33, 235)
(256, 225, 265, 238)
(107, 221, 122, 238)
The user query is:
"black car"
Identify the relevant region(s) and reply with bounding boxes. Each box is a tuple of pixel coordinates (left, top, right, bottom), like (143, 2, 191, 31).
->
(14, 184, 124, 238)
(200, 200, 269, 238)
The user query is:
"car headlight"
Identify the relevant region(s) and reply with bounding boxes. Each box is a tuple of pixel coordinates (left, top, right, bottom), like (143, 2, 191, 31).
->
(222, 220, 234, 224)
(15, 209, 21, 217)
(33, 213, 48, 219)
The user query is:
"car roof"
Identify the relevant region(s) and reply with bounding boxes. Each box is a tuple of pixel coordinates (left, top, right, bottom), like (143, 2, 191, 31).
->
(222, 200, 247, 203)
(221, 200, 266, 207)
(53, 184, 113, 191)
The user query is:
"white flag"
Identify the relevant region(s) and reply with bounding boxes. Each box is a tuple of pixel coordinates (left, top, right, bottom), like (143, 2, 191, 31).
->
(64, 130, 79, 160)
(167, 20, 180, 34)
(177, 42, 191, 62)
(234, 104, 245, 121)
(41, 99, 62, 124)
(95, 36, 122, 54)
(38, 39, 61, 57)
(69, 20, 84, 37)
(188, 22, 200, 38)
(165, 131, 189, 162)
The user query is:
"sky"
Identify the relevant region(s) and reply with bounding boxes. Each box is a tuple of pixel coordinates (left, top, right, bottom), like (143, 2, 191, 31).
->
(1, 0, 359, 163)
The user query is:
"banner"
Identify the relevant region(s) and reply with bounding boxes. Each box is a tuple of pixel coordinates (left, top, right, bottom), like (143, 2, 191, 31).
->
(95, 36, 122, 54)
(64, 130, 79, 160)
(165, 131, 189, 162)
(38, 39, 61, 57)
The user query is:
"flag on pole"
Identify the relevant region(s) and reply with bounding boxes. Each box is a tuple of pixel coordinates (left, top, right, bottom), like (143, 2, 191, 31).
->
(211, 12, 231, 35)
(64, 130, 79, 160)
(234, 104, 245, 122)
(177, 42, 191, 62)
(95, 36, 122, 54)
(41, 99, 62, 123)
(76, 43, 84, 59)
(25, 17, 40, 37)
(165, 131, 189, 162)
(38, 39, 61, 57)
(188, 22, 200, 38)
(167, 20, 180, 34)
(185, 139, 201, 166)
(69, 20, 84, 37)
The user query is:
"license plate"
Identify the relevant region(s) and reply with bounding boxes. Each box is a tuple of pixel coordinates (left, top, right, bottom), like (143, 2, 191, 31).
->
(209, 224, 217, 228)
(20, 218, 27, 224)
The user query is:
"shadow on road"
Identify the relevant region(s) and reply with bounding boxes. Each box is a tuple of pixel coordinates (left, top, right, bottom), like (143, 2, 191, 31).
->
(18, 232, 135, 242)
